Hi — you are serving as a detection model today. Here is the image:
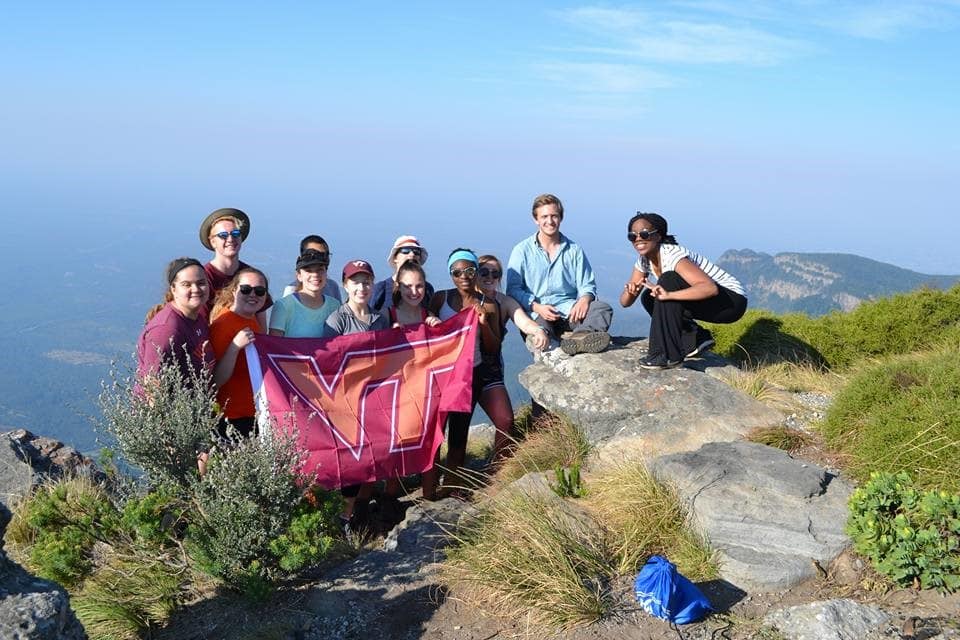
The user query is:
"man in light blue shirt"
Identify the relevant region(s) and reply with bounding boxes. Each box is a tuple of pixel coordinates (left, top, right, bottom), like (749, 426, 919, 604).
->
(507, 193, 612, 355)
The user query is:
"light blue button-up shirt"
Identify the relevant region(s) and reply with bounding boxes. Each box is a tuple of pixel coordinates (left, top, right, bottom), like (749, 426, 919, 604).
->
(506, 232, 597, 318)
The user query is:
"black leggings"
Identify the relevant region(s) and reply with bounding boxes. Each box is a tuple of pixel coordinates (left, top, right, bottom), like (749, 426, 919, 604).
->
(641, 271, 747, 361)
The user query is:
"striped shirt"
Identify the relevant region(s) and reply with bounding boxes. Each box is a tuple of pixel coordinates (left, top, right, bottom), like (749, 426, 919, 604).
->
(636, 243, 746, 297)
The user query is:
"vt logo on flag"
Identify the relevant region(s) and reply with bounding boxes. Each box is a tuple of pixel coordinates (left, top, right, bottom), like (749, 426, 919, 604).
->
(245, 309, 476, 489)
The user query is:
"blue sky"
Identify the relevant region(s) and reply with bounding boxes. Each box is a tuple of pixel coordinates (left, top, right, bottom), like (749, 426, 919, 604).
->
(2, 1, 959, 275)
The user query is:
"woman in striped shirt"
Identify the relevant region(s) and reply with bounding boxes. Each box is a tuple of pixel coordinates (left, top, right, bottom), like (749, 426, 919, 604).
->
(619, 212, 747, 369)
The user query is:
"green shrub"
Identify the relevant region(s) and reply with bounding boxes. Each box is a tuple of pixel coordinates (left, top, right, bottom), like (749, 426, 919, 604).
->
(847, 472, 960, 592)
(711, 285, 960, 371)
(269, 487, 343, 573)
(186, 430, 337, 597)
(120, 484, 188, 546)
(7, 476, 121, 587)
(99, 355, 220, 490)
(821, 350, 960, 492)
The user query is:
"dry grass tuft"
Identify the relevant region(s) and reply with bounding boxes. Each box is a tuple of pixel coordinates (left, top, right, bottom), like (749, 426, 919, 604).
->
(490, 411, 592, 492)
(746, 425, 814, 453)
(442, 490, 613, 630)
(582, 462, 717, 578)
(442, 456, 716, 631)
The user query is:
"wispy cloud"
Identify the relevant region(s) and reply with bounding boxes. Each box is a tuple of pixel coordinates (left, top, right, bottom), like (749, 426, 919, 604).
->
(557, 6, 809, 66)
(812, 1, 960, 40)
(529, 1, 960, 117)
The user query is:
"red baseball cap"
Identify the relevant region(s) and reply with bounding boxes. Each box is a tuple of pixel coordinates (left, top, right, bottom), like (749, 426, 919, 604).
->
(342, 259, 375, 281)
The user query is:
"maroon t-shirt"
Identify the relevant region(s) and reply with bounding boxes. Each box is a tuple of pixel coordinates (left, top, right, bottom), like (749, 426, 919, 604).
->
(137, 303, 214, 382)
(204, 260, 274, 313)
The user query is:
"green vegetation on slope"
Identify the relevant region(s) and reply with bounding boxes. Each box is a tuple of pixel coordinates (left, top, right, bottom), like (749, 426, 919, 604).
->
(822, 348, 960, 493)
(710, 285, 960, 370)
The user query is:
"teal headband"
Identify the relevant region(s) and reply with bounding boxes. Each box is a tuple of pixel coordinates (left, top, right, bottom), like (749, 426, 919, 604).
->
(447, 250, 478, 270)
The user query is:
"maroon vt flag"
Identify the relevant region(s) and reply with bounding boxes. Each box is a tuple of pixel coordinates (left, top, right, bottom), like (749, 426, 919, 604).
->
(245, 309, 477, 489)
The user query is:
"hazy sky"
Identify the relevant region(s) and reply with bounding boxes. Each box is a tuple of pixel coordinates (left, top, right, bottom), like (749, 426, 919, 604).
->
(2, 1, 958, 274)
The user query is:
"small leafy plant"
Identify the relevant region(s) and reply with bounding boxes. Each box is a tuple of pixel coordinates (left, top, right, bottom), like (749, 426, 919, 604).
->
(847, 471, 960, 592)
(550, 464, 585, 498)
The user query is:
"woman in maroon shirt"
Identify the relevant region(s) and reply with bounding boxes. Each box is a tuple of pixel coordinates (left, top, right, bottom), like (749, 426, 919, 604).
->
(137, 257, 215, 384)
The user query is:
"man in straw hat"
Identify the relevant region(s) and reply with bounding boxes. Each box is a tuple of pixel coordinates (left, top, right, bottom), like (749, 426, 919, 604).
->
(199, 207, 272, 326)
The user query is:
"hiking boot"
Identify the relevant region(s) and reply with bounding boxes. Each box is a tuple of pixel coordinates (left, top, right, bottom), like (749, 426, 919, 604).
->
(684, 327, 715, 360)
(560, 331, 610, 356)
(639, 353, 683, 370)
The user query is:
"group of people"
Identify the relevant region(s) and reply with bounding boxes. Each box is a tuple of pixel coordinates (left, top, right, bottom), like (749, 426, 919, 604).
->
(136, 194, 747, 528)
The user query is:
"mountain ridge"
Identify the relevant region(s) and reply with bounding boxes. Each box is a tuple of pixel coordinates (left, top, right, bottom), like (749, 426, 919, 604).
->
(716, 249, 960, 316)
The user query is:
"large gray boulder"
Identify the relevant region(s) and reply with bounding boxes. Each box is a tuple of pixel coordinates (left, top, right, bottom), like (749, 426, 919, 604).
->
(650, 441, 853, 592)
(519, 338, 782, 461)
(764, 599, 890, 640)
(0, 558, 87, 640)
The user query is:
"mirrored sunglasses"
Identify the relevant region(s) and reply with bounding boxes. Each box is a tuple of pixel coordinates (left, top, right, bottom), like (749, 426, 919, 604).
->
(398, 247, 423, 256)
(450, 267, 477, 278)
(214, 229, 243, 241)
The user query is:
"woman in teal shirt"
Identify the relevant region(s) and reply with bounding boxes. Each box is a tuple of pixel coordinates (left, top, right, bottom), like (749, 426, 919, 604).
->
(269, 249, 340, 337)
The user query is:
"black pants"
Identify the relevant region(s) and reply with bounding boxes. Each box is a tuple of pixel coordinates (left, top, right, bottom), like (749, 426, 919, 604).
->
(641, 271, 747, 362)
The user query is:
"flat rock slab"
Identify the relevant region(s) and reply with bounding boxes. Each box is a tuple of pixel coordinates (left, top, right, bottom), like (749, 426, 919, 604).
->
(519, 338, 782, 460)
(764, 599, 890, 640)
(650, 441, 852, 592)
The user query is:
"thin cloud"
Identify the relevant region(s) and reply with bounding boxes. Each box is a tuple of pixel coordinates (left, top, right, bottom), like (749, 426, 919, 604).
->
(814, 2, 959, 40)
(557, 6, 809, 66)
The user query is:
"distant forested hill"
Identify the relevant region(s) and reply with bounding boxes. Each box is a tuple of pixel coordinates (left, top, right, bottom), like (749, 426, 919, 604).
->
(717, 249, 960, 316)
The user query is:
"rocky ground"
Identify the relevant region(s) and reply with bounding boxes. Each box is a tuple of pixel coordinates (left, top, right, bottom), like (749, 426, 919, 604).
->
(150, 391, 960, 640)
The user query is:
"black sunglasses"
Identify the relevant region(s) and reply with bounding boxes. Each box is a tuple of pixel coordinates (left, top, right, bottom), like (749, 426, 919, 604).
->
(478, 267, 502, 279)
(238, 284, 268, 297)
(398, 247, 423, 256)
(213, 229, 243, 241)
(627, 229, 658, 242)
(450, 266, 477, 278)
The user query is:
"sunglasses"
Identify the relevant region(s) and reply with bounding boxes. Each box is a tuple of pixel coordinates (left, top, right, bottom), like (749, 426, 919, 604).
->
(450, 267, 477, 278)
(398, 247, 422, 256)
(627, 229, 659, 242)
(238, 284, 268, 297)
(478, 267, 502, 279)
(213, 229, 243, 241)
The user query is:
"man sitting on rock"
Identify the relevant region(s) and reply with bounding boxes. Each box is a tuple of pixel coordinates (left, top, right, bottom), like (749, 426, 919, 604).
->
(506, 193, 612, 355)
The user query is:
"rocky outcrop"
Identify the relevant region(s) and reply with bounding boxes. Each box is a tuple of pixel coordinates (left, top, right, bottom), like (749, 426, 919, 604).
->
(520, 338, 783, 463)
(0, 430, 90, 639)
(1, 430, 99, 509)
(650, 441, 852, 592)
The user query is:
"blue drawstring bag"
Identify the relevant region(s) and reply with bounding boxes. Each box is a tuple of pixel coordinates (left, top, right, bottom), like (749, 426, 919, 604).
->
(634, 555, 713, 624)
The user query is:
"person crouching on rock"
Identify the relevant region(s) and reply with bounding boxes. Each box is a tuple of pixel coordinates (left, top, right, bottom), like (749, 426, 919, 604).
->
(208, 267, 270, 439)
(620, 212, 748, 370)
